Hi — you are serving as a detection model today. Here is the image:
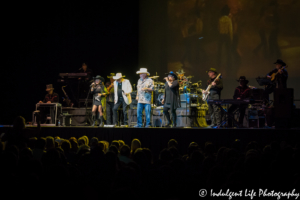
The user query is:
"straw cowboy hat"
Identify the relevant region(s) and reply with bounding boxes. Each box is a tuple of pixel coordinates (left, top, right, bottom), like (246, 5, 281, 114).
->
(206, 68, 218, 74)
(46, 84, 54, 91)
(113, 73, 125, 80)
(107, 73, 115, 78)
(136, 68, 150, 76)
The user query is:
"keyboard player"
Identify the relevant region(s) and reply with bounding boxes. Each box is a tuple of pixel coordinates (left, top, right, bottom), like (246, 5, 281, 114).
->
(38, 84, 59, 124)
(78, 62, 93, 99)
(227, 76, 251, 127)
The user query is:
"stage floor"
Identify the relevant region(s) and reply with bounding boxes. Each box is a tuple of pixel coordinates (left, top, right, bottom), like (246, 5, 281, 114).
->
(1, 125, 299, 161)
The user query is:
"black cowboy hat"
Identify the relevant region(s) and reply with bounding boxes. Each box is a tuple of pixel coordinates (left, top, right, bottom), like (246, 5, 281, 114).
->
(206, 68, 218, 74)
(107, 73, 115, 78)
(166, 71, 178, 80)
(274, 59, 286, 66)
(93, 75, 105, 83)
(237, 76, 249, 84)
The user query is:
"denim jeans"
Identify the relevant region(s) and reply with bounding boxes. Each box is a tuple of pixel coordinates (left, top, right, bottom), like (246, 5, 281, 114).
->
(137, 103, 151, 127)
(106, 102, 114, 125)
(113, 98, 128, 125)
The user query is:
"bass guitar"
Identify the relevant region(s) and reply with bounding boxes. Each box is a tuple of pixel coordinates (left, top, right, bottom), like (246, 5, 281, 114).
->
(202, 73, 222, 101)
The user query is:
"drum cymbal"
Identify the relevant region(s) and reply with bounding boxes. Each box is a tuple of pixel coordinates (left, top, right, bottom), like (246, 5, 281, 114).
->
(186, 76, 194, 79)
(149, 76, 159, 79)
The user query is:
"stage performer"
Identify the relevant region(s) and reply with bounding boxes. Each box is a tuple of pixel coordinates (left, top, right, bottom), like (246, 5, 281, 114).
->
(134, 68, 154, 128)
(203, 68, 223, 128)
(161, 71, 180, 127)
(228, 76, 251, 127)
(90, 75, 108, 127)
(112, 73, 132, 127)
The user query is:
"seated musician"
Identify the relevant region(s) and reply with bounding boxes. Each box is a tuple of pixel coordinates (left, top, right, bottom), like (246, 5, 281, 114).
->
(266, 59, 288, 89)
(228, 76, 251, 127)
(38, 84, 59, 124)
(38, 84, 59, 103)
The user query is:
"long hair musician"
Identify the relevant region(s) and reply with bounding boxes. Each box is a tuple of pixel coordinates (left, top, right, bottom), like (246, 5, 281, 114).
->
(90, 75, 108, 127)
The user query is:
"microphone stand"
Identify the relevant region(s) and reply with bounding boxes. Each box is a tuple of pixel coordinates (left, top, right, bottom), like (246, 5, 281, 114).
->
(184, 86, 191, 128)
(84, 86, 92, 126)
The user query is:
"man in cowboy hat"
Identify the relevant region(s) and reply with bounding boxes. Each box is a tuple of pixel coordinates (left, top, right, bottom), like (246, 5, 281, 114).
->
(203, 68, 223, 128)
(112, 73, 132, 127)
(38, 84, 59, 124)
(227, 76, 251, 127)
(267, 59, 288, 89)
(161, 71, 180, 127)
(39, 84, 59, 103)
(134, 68, 154, 128)
(106, 73, 115, 125)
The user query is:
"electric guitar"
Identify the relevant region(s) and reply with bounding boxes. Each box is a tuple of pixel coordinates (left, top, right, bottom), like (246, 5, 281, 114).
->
(202, 73, 222, 101)
(270, 66, 288, 82)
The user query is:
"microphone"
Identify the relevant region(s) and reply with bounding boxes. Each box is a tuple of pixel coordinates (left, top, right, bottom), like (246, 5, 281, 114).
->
(90, 82, 95, 87)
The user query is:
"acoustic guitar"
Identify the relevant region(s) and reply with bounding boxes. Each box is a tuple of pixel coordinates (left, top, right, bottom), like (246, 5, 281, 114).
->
(270, 66, 288, 82)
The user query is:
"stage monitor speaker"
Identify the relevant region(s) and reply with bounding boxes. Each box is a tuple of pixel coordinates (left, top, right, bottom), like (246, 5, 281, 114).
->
(274, 88, 294, 118)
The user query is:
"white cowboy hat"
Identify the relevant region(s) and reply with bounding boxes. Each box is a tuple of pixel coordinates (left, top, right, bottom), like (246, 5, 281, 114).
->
(113, 73, 125, 80)
(136, 68, 150, 75)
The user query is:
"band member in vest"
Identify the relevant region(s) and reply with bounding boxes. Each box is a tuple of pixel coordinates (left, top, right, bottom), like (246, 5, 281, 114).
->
(228, 76, 251, 127)
(38, 84, 59, 124)
(203, 68, 223, 128)
(112, 73, 132, 127)
(90, 75, 108, 127)
(161, 71, 180, 127)
(134, 68, 154, 128)
(106, 73, 115, 125)
(266, 59, 288, 89)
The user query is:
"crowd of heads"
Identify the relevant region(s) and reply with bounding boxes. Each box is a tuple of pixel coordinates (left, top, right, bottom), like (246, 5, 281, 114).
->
(0, 116, 299, 199)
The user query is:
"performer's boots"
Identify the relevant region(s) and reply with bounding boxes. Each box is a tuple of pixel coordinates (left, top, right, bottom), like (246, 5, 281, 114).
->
(99, 115, 104, 127)
(91, 114, 96, 126)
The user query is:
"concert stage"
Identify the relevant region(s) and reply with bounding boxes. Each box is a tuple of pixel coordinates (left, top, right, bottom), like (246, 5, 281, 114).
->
(1, 126, 299, 161)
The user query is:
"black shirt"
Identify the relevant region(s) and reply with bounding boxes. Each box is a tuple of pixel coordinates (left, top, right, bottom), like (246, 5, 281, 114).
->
(164, 80, 180, 109)
(267, 68, 288, 88)
(43, 92, 59, 103)
(117, 82, 123, 99)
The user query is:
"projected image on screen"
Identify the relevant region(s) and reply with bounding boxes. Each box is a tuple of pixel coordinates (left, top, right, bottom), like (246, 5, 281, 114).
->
(167, 0, 300, 80)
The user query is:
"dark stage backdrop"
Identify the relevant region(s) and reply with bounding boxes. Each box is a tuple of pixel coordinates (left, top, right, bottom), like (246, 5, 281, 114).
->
(139, 0, 300, 103)
(1, 1, 139, 125)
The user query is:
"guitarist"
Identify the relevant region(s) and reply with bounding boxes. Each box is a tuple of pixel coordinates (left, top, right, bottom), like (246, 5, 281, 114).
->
(267, 59, 288, 89)
(203, 68, 223, 128)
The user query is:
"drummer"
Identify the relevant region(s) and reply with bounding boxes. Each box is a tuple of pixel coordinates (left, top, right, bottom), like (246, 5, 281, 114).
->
(176, 68, 188, 93)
